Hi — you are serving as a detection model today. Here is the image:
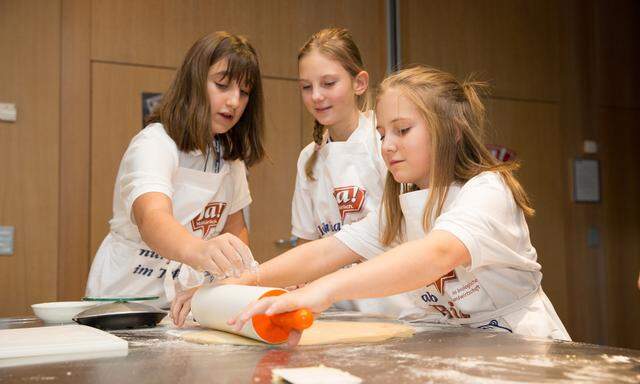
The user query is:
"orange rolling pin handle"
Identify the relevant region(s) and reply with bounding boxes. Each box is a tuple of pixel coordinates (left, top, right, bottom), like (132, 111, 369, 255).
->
(269, 308, 314, 331)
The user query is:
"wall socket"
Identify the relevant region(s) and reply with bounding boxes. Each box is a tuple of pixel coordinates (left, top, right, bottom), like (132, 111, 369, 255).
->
(0, 226, 14, 255)
(0, 103, 17, 122)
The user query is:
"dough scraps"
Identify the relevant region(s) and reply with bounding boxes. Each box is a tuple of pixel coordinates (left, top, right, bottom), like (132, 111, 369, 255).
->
(272, 365, 362, 384)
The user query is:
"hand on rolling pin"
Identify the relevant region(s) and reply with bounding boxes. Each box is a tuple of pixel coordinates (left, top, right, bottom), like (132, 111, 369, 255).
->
(171, 271, 258, 327)
(184, 232, 254, 279)
(170, 286, 198, 327)
(227, 286, 332, 347)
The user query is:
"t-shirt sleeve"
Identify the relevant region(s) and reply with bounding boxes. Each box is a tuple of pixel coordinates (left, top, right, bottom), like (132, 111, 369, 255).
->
(227, 160, 252, 214)
(291, 149, 319, 240)
(119, 125, 179, 224)
(334, 207, 389, 259)
(432, 173, 539, 272)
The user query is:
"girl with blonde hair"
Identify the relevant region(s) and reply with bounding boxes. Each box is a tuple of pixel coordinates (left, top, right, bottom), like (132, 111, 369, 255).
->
(226, 65, 570, 345)
(289, 27, 414, 315)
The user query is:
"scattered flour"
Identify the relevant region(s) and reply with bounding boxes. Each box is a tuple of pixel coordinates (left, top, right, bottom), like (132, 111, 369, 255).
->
(601, 354, 632, 364)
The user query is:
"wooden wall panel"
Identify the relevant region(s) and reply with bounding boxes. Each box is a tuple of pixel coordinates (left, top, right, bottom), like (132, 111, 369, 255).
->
(592, 0, 640, 109)
(248, 79, 302, 262)
(592, 0, 640, 349)
(90, 0, 387, 84)
(0, 0, 61, 315)
(599, 108, 640, 349)
(485, 100, 568, 322)
(400, 0, 560, 102)
(556, 0, 604, 345)
(58, 0, 92, 301)
(90, 63, 175, 259)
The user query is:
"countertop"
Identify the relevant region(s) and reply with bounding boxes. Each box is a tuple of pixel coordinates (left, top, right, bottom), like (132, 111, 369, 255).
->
(1, 312, 639, 383)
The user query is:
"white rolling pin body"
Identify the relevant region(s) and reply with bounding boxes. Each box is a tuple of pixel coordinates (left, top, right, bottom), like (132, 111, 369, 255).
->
(191, 284, 287, 343)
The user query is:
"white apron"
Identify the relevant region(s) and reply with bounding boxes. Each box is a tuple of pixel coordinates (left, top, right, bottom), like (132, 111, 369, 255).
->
(309, 128, 416, 317)
(310, 136, 382, 237)
(398, 188, 571, 340)
(86, 162, 234, 309)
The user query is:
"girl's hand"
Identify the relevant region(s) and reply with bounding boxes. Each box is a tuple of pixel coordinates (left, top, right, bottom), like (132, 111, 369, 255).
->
(227, 286, 333, 347)
(184, 233, 255, 278)
(170, 286, 199, 327)
(284, 283, 306, 291)
(170, 272, 257, 328)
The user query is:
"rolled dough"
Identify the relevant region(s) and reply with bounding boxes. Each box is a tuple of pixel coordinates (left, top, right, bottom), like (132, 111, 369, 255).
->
(181, 321, 414, 346)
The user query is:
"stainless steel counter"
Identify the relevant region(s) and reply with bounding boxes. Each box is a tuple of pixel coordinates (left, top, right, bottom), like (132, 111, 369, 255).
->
(2, 312, 639, 383)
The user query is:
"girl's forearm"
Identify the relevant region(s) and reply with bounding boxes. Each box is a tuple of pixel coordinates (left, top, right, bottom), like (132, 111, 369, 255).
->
(309, 231, 469, 303)
(255, 236, 359, 288)
(138, 208, 201, 264)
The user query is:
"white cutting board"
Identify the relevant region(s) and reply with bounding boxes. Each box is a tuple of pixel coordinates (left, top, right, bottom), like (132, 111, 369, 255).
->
(0, 324, 128, 360)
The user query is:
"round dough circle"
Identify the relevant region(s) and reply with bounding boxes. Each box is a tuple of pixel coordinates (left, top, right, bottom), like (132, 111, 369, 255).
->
(181, 320, 414, 346)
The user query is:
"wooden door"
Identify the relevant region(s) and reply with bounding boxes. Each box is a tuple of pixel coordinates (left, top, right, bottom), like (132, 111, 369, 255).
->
(248, 79, 304, 262)
(90, 63, 175, 258)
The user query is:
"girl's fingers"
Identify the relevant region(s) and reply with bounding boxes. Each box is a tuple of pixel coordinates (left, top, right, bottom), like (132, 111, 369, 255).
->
(170, 287, 198, 326)
(177, 298, 191, 327)
(227, 299, 256, 326)
(286, 330, 303, 348)
(242, 298, 279, 321)
(229, 236, 255, 270)
(170, 295, 183, 325)
(210, 249, 234, 277)
(201, 257, 224, 278)
(265, 296, 298, 316)
(218, 240, 243, 275)
(232, 298, 276, 332)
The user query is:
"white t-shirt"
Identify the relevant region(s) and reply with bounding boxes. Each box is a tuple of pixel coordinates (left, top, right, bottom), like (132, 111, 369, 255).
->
(290, 112, 420, 317)
(108, 123, 251, 242)
(337, 172, 539, 276)
(291, 111, 386, 240)
(336, 172, 570, 340)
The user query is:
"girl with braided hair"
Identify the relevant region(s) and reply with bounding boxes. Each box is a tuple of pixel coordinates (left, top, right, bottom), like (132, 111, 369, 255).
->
(289, 27, 415, 317)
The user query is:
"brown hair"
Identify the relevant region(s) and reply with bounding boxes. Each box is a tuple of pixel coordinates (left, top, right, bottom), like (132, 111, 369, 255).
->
(378, 65, 534, 245)
(146, 31, 265, 167)
(298, 27, 369, 180)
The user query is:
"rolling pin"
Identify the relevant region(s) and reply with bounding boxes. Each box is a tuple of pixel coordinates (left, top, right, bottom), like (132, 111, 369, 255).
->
(191, 284, 314, 344)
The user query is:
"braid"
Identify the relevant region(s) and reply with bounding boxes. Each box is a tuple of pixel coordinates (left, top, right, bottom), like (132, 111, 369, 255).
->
(304, 120, 327, 180)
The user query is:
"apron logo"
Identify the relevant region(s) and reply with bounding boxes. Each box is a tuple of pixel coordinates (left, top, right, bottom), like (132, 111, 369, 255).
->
(333, 186, 366, 220)
(431, 301, 470, 319)
(426, 270, 470, 319)
(430, 270, 458, 295)
(191, 202, 227, 238)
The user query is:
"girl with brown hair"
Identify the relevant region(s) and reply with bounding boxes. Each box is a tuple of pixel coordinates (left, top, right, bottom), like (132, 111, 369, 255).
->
(225, 65, 570, 345)
(86, 32, 265, 308)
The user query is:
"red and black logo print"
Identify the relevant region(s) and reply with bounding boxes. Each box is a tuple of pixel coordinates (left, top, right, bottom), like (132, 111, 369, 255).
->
(333, 186, 367, 220)
(191, 202, 227, 238)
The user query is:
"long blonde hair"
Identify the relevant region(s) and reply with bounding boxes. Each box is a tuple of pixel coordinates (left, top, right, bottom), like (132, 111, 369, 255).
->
(379, 65, 534, 245)
(298, 27, 370, 180)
